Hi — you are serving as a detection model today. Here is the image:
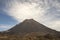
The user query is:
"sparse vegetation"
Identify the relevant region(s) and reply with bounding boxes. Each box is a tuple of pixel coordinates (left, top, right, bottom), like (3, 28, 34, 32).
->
(0, 33, 60, 40)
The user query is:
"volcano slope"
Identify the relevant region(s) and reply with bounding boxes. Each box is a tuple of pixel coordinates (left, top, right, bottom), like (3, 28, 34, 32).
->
(7, 19, 60, 35)
(0, 19, 60, 40)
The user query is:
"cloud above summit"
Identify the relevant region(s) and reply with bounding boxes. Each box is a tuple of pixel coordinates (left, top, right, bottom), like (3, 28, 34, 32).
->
(3, 0, 60, 31)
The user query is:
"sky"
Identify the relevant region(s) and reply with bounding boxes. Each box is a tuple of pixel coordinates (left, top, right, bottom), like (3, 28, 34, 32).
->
(0, 0, 60, 31)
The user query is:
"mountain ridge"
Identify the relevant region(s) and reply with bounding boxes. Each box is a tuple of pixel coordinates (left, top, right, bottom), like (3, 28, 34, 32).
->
(3, 19, 59, 36)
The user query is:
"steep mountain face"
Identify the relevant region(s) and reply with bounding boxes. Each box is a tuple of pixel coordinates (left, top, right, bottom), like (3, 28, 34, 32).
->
(6, 19, 60, 36)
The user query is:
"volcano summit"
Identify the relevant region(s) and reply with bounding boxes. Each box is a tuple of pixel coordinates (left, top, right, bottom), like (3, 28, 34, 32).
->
(4, 19, 59, 36)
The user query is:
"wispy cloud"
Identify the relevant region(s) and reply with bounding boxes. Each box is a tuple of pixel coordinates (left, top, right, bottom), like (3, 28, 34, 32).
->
(0, 24, 12, 31)
(3, 0, 60, 31)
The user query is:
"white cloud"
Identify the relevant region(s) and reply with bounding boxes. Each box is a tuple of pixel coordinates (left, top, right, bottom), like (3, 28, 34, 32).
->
(45, 21, 60, 31)
(3, 0, 60, 31)
(4, 1, 46, 22)
(0, 24, 12, 31)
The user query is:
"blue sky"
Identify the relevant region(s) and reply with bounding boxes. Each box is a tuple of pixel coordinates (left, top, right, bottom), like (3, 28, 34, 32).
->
(0, 0, 18, 31)
(0, 0, 60, 31)
(0, 12, 17, 24)
(0, 8, 17, 31)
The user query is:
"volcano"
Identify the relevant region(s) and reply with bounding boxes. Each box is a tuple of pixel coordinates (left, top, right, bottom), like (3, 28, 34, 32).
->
(5, 19, 59, 36)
